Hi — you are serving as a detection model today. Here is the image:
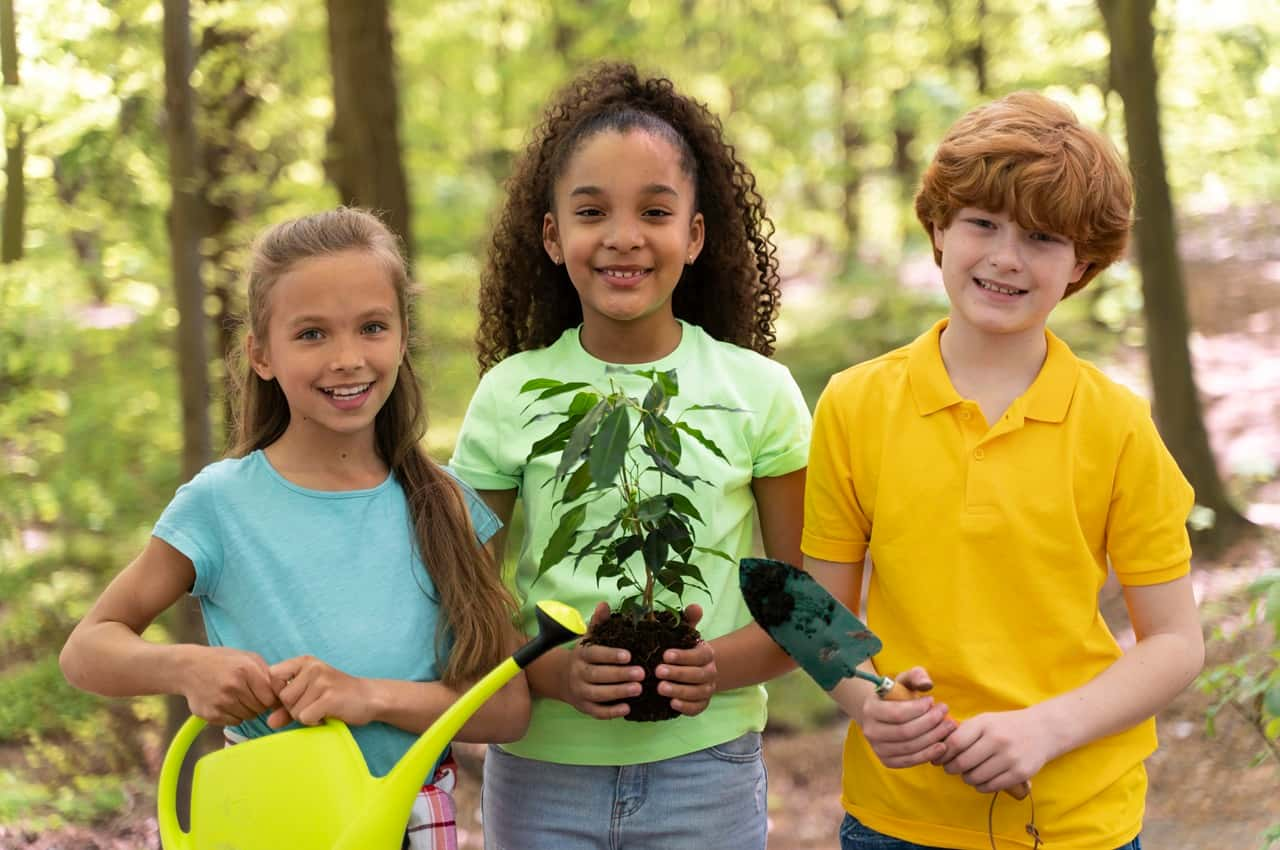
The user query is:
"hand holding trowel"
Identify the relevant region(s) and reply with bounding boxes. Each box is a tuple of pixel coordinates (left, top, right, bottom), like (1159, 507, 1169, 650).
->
(739, 557, 1029, 800)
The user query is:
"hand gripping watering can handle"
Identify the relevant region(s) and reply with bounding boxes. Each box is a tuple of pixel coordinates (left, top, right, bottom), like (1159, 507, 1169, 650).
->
(871, 674, 1031, 801)
(157, 714, 205, 850)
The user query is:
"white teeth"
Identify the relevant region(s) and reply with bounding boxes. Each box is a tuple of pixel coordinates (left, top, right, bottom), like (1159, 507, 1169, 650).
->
(324, 383, 370, 398)
(602, 269, 646, 279)
(976, 279, 1024, 296)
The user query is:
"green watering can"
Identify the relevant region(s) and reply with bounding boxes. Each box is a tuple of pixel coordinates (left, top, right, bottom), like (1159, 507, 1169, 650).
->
(157, 600, 585, 850)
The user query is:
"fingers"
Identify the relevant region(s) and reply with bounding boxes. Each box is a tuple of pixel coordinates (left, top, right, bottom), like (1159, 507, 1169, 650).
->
(863, 696, 956, 769)
(896, 666, 934, 694)
(588, 601, 612, 628)
(682, 603, 704, 629)
(566, 643, 643, 720)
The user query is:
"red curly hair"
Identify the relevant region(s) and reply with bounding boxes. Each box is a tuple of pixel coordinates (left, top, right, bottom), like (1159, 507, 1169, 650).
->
(476, 62, 781, 372)
(914, 91, 1133, 298)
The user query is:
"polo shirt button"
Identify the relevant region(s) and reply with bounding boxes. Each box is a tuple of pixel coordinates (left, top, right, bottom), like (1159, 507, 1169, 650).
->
(974, 448, 985, 460)
(960, 410, 972, 420)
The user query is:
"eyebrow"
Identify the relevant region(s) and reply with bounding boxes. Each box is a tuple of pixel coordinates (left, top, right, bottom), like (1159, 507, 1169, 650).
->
(287, 307, 395, 327)
(568, 183, 681, 198)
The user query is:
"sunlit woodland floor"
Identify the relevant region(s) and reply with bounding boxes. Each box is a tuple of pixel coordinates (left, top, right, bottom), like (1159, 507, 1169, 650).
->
(4, 210, 1280, 850)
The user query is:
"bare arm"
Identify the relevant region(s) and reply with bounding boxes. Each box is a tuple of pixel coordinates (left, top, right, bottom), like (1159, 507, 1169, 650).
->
(266, 641, 531, 743)
(59, 537, 278, 725)
(704, 468, 806, 692)
(939, 574, 1204, 792)
(807, 555, 955, 767)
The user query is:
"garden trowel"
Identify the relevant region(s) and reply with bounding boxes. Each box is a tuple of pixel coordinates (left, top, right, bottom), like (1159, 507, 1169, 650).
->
(739, 557, 1029, 800)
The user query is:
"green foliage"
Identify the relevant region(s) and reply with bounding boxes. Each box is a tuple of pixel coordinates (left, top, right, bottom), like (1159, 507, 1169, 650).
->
(1196, 566, 1280, 836)
(522, 369, 739, 617)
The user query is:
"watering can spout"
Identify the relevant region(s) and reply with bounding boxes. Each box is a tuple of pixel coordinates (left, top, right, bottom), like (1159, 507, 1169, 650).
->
(334, 600, 587, 850)
(379, 600, 585, 795)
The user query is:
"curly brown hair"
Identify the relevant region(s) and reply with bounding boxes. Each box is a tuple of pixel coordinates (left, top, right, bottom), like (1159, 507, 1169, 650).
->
(476, 62, 781, 372)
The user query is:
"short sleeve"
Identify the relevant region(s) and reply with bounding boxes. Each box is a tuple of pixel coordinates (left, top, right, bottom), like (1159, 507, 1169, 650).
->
(153, 469, 225, 598)
(450, 369, 523, 492)
(1106, 400, 1194, 586)
(801, 375, 872, 564)
(447, 469, 503, 545)
(751, 364, 812, 478)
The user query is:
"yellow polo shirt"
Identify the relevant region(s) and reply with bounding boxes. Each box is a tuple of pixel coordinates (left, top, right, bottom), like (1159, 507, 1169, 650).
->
(803, 319, 1193, 850)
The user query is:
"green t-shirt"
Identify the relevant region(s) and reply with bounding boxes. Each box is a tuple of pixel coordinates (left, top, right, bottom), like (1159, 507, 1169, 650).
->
(450, 321, 811, 765)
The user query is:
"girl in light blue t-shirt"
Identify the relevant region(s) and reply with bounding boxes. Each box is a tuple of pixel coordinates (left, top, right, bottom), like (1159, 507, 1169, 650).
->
(60, 208, 526, 850)
(452, 63, 811, 850)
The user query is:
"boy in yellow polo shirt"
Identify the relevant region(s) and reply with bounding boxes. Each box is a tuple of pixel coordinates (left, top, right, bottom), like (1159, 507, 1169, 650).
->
(803, 92, 1205, 850)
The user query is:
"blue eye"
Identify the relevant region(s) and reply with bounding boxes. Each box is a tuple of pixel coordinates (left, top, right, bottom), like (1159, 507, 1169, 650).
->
(362, 322, 387, 334)
(297, 329, 322, 341)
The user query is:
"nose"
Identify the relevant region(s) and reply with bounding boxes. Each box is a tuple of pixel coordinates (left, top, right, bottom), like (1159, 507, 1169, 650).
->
(989, 229, 1024, 272)
(330, 335, 365, 372)
(602, 214, 643, 252)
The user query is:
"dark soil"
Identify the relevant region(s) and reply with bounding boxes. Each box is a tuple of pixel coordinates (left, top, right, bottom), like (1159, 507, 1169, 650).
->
(584, 609, 700, 722)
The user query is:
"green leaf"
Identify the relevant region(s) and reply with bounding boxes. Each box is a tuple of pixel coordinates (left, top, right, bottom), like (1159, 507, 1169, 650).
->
(636, 494, 673, 523)
(693, 545, 735, 564)
(612, 534, 644, 567)
(668, 492, 704, 524)
(520, 378, 563, 393)
(658, 369, 679, 397)
(563, 461, 594, 502)
(557, 400, 609, 478)
(677, 561, 709, 590)
(684, 403, 748, 414)
(533, 381, 592, 402)
(568, 391, 602, 416)
(575, 519, 624, 567)
(527, 413, 584, 460)
(589, 406, 631, 488)
(643, 528, 669, 575)
(658, 514, 693, 559)
(537, 504, 587, 576)
(642, 379, 668, 416)
(1265, 682, 1280, 718)
(674, 420, 728, 462)
(639, 444, 700, 487)
(644, 412, 682, 464)
(1266, 580, 1280, 640)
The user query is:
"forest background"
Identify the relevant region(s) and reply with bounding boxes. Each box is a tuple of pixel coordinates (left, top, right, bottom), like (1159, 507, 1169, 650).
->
(0, 0, 1277, 848)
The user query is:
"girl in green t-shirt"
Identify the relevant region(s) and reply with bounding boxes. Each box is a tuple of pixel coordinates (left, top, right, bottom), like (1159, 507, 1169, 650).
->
(451, 62, 811, 849)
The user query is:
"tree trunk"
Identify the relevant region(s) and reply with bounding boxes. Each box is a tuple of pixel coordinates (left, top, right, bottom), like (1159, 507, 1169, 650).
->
(162, 0, 215, 819)
(196, 10, 264, 447)
(0, 0, 24, 263)
(1098, 0, 1253, 550)
(324, 0, 412, 256)
(827, 0, 863, 267)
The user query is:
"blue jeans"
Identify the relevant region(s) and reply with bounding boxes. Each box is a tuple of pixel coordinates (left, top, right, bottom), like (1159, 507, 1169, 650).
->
(839, 813, 1142, 849)
(481, 731, 767, 850)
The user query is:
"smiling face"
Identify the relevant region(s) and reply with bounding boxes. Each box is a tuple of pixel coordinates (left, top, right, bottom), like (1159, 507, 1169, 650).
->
(543, 129, 704, 346)
(933, 207, 1088, 343)
(248, 249, 405, 448)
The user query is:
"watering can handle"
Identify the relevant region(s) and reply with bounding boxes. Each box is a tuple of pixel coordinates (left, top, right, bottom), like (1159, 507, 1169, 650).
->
(157, 714, 206, 850)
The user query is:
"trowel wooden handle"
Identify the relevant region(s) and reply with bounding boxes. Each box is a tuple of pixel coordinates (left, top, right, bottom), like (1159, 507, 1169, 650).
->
(880, 679, 1031, 801)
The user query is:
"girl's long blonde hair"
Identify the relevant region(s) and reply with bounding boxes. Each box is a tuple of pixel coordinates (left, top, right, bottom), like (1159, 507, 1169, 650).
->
(228, 207, 517, 685)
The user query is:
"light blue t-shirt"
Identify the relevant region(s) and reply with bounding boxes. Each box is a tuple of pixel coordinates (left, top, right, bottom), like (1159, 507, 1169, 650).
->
(153, 450, 500, 778)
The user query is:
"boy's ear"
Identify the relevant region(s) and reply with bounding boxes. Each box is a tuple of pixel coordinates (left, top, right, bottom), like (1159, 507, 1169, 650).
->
(932, 223, 946, 254)
(542, 212, 562, 265)
(1069, 259, 1090, 284)
(246, 333, 273, 381)
(686, 212, 705, 264)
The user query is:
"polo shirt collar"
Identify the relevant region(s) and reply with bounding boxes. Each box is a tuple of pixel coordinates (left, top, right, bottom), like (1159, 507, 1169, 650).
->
(906, 318, 1079, 422)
